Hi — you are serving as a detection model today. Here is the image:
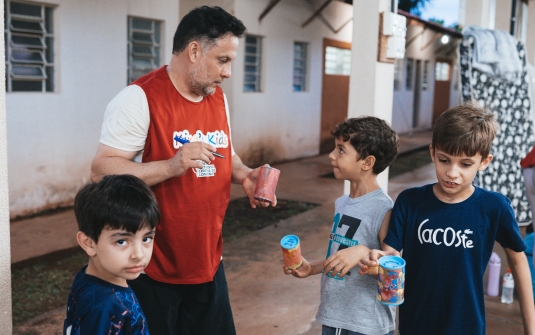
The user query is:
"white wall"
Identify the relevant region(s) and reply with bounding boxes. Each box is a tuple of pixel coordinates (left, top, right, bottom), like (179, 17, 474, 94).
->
(0, 0, 12, 329)
(227, 0, 352, 165)
(526, 1, 535, 65)
(7, 0, 178, 218)
(495, 0, 513, 32)
(180, 0, 234, 18)
(392, 23, 438, 134)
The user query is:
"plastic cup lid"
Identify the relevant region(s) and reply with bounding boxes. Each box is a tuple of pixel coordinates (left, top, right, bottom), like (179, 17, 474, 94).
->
(378, 255, 406, 269)
(280, 235, 300, 249)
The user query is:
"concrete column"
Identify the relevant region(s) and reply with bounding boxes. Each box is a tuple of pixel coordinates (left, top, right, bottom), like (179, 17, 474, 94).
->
(461, 0, 496, 29)
(0, 0, 12, 332)
(347, 0, 393, 192)
(527, 2, 535, 65)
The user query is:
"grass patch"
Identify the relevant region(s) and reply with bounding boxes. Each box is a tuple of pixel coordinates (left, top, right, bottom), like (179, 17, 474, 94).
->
(388, 148, 432, 178)
(222, 198, 319, 242)
(321, 147, 432, 180)
(11, 198, 318, 325)
(11, 251, 87, 325)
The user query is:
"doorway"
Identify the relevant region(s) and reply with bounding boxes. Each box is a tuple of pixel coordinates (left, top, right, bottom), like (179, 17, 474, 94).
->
(432, 59, 452, 122)
(319, 38, 351, 154)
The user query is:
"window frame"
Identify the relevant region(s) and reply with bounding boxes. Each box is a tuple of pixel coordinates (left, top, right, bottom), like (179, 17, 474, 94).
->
(127, 16, 161, 84)
(435, 61, 451, 82)
(243, 34, 262, 92)
(324, 46, 351, 76)
(405, 58, 414, 90)
(293, 41, 308, 92)
(5, 0, 55, 93)
(393, 59, 403, 91)
(422, 60, 429, 90)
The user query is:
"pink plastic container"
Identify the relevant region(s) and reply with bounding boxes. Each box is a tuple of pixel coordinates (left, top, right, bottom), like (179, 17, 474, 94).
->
(253, 166, 280, 203)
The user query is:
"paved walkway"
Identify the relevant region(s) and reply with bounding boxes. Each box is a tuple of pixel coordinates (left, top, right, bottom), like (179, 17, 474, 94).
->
(12, 131, 527, 335)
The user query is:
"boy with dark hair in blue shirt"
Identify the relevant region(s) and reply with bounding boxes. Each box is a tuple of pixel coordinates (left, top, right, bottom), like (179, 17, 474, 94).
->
(360, 102, 535, 335)
(63, 174, 160, 335)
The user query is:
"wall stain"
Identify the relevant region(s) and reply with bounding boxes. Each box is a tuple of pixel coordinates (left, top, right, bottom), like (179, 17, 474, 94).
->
(238, 137, 286, 167)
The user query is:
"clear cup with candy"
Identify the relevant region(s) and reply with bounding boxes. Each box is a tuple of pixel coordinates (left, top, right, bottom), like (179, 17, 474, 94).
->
(377, 255, 405, 305)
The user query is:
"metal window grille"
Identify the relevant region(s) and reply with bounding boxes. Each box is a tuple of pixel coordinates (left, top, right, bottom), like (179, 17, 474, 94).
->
(422, 60, 429, 90)
(5, 1, 54, 92)
(128, 17, 161, 84)
(324, 46, 351, 76)
(243, 35, 262, 92)
(405, 58, 414, 90)
(435, 61, 450, 81)
(293, 42, 307, 92)
(393, 59, 402, 91)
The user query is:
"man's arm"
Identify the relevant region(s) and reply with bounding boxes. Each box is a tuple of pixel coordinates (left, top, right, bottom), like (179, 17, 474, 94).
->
(505, 247, 535, 335)
(91, 141, 217, 186)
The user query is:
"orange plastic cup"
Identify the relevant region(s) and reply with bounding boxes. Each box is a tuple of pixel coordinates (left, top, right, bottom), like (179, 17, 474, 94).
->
(281, 235, 302, 269)
(254, 166, 280, 203)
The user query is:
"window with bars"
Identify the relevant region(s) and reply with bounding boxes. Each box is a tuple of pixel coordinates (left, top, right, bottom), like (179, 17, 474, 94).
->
(435, 61, 450, 81)
(4, 1, 54, 92)
(243, 35, 262, 92)
(393, 59, 402, 91)
(324, 46, 351, 76)
(128, 17, 161, 84)
(405, 58, 414, 90)
(293, 42, 307, 92)
(422, 60, 429, 90)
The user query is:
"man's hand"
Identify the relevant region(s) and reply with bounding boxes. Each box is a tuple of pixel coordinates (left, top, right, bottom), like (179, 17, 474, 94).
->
(242, 164, 277, 208)
(167, 142, 217, 177)
(323, 245, 369, 279)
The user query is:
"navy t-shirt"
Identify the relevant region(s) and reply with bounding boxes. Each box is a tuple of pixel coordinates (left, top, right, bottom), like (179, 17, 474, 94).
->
(63, 266, 150, 335)
(384, 184, 526, 335)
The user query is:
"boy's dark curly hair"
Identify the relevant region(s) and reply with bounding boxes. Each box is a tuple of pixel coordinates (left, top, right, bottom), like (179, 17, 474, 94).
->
(331, 116, 399, 174)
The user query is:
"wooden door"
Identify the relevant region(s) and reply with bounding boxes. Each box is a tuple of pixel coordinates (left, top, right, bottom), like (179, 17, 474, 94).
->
(320, 38, 351, 154)
(432, 59, 452, 123)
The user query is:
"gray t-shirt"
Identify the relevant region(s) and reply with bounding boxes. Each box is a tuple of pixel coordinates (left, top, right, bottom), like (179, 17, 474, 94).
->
(315, 189, 395, 335)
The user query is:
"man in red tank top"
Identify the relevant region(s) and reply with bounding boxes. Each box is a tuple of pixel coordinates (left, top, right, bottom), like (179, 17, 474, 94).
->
(91, 6, 275, 335)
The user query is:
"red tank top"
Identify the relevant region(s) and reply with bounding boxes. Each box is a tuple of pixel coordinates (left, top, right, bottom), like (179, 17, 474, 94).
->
(135, 66, 232, 284)
(521, 145, 535, 168)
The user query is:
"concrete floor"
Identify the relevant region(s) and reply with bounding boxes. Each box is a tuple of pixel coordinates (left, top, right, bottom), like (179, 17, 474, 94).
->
(12, 131, 530, 335)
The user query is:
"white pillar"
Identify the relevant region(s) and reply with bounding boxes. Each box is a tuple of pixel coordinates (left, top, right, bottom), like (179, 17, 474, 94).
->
(520, 2, 528, 45)
(488, 0, 496, 29)
(461, 0, 496, 29)
(346, 0, 394, 193)
(527, 2, 535, 65)
(0, 0, 12, 332)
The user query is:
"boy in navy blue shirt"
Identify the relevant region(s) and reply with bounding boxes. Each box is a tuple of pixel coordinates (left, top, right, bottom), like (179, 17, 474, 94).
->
(360, 103, 535, 335)
(63, 174, 160, 335)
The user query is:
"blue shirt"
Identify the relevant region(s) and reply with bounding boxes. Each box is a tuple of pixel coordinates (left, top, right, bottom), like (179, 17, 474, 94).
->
(63, 266, 150, 335)
(384, 184, 526, 335)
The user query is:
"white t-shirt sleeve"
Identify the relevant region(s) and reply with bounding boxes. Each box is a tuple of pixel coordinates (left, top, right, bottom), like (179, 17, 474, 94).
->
(224, 93, 236, 156)
(100, 85, 149, 152)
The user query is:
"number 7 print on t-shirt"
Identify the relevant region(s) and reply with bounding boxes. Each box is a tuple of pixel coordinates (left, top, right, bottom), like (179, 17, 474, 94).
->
(327, 213, 361, 258)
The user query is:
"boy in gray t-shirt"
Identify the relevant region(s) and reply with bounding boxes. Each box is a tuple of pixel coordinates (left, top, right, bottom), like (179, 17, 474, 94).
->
(283, 117, 399, 335)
